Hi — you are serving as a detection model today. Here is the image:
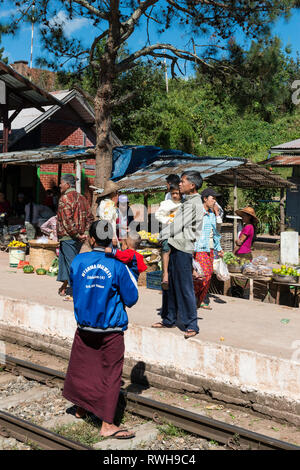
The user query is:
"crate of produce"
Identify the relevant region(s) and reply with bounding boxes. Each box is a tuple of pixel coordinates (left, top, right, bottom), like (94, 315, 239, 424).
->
(146, 270, 162, 290)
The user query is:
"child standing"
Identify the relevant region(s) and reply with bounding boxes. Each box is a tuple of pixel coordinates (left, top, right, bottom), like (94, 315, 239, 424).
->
(105, 232, 147, 281)
(155, 183, 182, 290)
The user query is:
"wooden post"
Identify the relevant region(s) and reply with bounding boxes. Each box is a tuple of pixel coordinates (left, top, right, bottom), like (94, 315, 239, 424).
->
(280, 188, 286, 233)
(36, 166, 40, 203)
(76, 160, 81, 193)
(233, 171, 238, 246)
(144, 191, 149, 232)
(144, 191, 149, 209)
(57, 164, 62, 185)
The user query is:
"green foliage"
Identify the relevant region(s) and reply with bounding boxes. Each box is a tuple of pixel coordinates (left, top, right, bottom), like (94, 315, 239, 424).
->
(53, 419, 99, 446)
(0, 34, 8, 64)
(198, 36, 300, 122)
(157, 423, 187, 437)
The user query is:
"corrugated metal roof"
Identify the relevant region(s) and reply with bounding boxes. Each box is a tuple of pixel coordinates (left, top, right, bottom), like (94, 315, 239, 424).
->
(270, 138, 300, 152)
(114, 156, 244, 192)
(0, 145, 95, 164)
(0, 145, 293, 190)
(0, 61, 61, 110)
(0, 89, 97, 148)
(205, 161, 295, 189)
(106, 157, 294, 192)
(259, 155, 300, 167)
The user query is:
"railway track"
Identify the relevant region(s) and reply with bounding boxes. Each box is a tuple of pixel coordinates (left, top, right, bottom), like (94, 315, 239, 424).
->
(1, 354, 299, 451)
(0, 410, 91, 450)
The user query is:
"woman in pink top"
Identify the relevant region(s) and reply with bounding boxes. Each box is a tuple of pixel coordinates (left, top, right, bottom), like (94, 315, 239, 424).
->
(233, 207, 258, 261)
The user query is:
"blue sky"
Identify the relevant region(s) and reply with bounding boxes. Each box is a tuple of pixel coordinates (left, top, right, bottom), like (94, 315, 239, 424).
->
(1, 3, 300, 74)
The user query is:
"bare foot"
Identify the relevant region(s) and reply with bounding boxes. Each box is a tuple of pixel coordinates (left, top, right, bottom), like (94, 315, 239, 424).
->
(58, 281, 68, 296)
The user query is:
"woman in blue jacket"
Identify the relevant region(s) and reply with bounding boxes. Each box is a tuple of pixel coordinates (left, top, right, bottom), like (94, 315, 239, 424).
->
(63, 220, 138, 440)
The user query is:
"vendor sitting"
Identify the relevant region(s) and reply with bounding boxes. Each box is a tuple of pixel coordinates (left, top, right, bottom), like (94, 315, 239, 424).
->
(233, 206, 258, 261)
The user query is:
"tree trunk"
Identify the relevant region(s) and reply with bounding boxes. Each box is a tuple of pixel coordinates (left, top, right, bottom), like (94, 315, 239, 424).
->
(94, 75, 114, 190)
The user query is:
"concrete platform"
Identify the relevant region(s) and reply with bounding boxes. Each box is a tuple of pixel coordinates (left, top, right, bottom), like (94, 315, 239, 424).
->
(0, 252, 299, 424)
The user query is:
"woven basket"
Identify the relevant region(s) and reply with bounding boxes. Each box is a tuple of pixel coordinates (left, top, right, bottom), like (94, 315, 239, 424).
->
(29, 240, 59, 270)
(228, 264, 242, 273)
(220, 223, 234, 252)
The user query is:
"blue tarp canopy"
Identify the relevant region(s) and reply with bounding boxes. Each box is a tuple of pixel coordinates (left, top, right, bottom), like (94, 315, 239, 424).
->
(110, 145, 217, 181)
(109, 146, 246, 192)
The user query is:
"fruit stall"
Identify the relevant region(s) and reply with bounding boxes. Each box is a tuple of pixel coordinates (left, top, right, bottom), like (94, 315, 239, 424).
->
(137, 230, 161, 287)
(221, 251, 300, 306)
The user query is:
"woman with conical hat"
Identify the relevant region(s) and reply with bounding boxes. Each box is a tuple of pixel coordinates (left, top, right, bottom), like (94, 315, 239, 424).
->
(233, 206, 258, 261)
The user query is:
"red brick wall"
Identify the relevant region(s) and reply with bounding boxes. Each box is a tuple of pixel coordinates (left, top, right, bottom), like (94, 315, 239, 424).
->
(39, 123, 95, 200)
(40, 122, 94, 147)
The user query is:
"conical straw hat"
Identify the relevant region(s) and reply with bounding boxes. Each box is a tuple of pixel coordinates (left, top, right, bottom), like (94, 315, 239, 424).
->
(235, 206, 258, 223)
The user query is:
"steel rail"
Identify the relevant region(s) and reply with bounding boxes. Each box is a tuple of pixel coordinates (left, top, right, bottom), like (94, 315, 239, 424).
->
(1, 354, 299, 450)
(0, 410, 91, 450)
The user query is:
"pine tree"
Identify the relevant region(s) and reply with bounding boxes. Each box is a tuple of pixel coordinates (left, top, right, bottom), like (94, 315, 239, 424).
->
(0, 1, 298, 188)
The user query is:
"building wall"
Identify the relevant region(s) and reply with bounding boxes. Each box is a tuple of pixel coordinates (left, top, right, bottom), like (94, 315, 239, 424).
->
(39, 121, 95, 203)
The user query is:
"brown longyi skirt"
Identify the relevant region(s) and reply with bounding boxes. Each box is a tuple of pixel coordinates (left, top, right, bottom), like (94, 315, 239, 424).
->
(63, 328, 125, 424)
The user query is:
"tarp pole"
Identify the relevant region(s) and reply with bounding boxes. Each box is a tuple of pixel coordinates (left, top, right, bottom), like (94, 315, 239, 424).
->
(76, 160, 81, 193)
(233, 171, 238, 245)
(36, 166, 40, 203)
(57, 164, 62, 185)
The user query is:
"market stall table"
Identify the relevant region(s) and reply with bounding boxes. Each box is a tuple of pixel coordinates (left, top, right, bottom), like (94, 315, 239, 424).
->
(273, 280, 300, 307)
(228, 272, 272, 302)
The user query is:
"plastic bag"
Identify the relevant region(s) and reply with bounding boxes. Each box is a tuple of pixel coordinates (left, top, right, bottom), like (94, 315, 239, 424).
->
(193, 259, 204, 278)
(213, 258, 230, 281)
(252, 256, 268, 266)
(241, 263, 257, 277)
(256, 265, 273, 277)
(36, 235, 49, 243)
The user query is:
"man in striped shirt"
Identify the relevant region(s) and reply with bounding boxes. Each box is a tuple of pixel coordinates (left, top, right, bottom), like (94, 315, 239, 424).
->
(194, 188, 224, 309)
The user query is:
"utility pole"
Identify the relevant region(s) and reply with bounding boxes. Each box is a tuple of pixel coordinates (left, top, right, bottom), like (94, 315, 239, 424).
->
(192, 38, 196, 66)
(30, 1, 35, 70)
(163, 50, 168, 93)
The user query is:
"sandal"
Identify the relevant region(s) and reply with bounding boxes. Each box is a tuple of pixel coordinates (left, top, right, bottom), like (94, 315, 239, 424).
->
(151, 322, 173, 328)
(101, 429, 135, 440)
(75, 406, 87, 419)
(200, 303, 212, 310)
(184, 329, 198, 339)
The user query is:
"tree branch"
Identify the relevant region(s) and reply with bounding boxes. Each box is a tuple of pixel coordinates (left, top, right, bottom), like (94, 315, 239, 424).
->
(119, 0, 158, 44)
(111, 91, 137, 107)
(89, 29, 109, 64)
(116, 43, 214, 73)
(72, 0, 109, 20)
